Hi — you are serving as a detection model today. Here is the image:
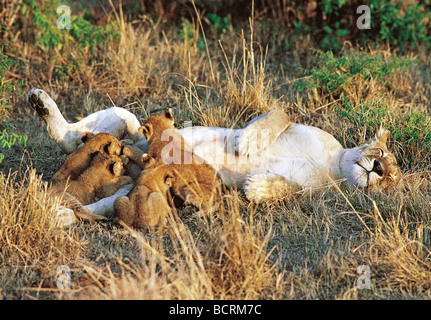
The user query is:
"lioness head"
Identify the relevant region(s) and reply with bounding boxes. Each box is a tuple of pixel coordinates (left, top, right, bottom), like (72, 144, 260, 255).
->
(342, 128, 402, 191)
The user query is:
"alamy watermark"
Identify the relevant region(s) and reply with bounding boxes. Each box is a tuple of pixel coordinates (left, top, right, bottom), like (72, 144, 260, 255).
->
(356, 265, 371, 289)
(56, 265, 71, 290)
(56, 5, 71, 30)
(357, 5, 371, 30)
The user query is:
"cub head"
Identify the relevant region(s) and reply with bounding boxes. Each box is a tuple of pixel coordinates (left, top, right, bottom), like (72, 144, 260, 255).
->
(343, 128, 402, 191)
(88, 152, 127, 177)
(138, 108, 175, 140)
(81, 132, 123, 156)
(134, 186, 172, 228)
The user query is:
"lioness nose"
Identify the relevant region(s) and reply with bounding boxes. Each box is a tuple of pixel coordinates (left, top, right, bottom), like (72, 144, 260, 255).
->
(372, 160, 384, 176)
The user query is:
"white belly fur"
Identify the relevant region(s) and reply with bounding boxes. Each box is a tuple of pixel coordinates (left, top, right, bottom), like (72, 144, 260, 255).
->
(179, 123, 344, 188)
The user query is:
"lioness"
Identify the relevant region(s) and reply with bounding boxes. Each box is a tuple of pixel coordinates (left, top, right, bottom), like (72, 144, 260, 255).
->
(180, 110, 402, 202)
(28, 89, 402, 216)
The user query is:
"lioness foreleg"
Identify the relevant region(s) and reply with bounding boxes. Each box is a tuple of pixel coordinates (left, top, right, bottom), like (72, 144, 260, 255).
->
(244, 173, 301, 203)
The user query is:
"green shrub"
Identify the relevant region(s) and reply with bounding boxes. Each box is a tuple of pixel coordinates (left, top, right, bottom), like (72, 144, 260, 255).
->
(295, 50, 414, 96)
(366, 0, 431, 52)
(334, 98, 431, 167)
(22, 0, 120, 52)
(22, 0, 120, 80)
(0, 26, 27, 164)
(260, 0, 431, 52)
(319, 0, 431, 51)
(206, 13, 231, 36)
(179, 18, 208, 51)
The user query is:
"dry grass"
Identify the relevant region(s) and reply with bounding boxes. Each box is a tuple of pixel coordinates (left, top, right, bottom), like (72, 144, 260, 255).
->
(1, 0, 431, 300)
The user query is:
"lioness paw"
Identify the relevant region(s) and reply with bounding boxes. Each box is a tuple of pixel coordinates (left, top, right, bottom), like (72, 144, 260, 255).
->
(27, 88, 54, 118)
(244, 173, 301, 203)
(55, 207, 78, 227)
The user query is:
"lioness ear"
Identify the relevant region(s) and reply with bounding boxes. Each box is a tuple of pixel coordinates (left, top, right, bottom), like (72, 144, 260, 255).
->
(371, 128, 390, 145)
(164, 108, 174, 120)
(109, 161, 123, 176)
(139, 123, 153, 139)
(164, 173, 174, 187)
(81, 132, 95, 143)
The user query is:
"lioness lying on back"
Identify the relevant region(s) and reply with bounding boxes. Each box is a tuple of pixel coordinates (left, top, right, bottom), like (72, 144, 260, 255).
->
(114, 109, 221, 228)
(28, 89, 403, 218)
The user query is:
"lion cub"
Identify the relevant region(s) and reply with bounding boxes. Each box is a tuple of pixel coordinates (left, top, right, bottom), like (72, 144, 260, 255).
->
(114, 109, 221, 228)
(119, 109, 176, 180)
(51, 152, 133, 221)
(121, 108, 180, 169)
(51, 132, 123, 182)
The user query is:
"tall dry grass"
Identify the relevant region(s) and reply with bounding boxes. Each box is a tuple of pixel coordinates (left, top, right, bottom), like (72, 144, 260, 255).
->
(0, 169, 83, 299)
(70, 192, 275, 300)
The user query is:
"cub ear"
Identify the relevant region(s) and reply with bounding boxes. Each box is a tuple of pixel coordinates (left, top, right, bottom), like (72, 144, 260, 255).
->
(141, 153, 156, 169)
(90, 150, 101, 160)
(164, 173, 174, 187)
(138, 123, 153, 139)
(120, 155, 129, 166)
(81, 132, 95, 143)
(102, 141, 121, 155)
(109, 161, 124, 176)
(370, 127, 390, 145)
(164, 108, 174, 120)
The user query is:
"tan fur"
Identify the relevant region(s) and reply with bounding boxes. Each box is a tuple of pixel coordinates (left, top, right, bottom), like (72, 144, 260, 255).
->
(114, 160, 221, 228)
(351, 128, 402, 192)
(120, 109, 177, 180)
(51, 132, 122, 182)
(51, 152, 133, 221)
(114, 109, 221, 228)
(140, 109, 182, 163)
(121, 145, 147, 180)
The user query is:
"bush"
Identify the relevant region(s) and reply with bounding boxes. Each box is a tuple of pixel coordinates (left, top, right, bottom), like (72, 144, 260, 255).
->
(295, 50, 414, 97)
(366, 0, 431, 52)
(257, 0, 431, 52)
(22, 0, 120, 80)
(0, 25, 27, 164)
